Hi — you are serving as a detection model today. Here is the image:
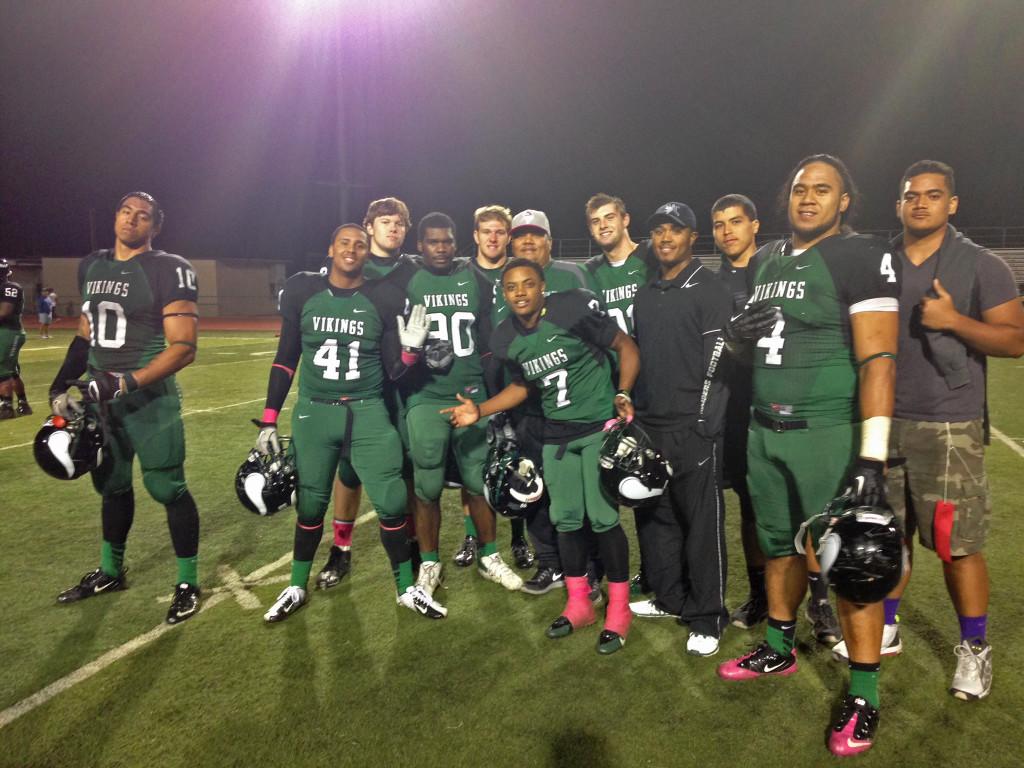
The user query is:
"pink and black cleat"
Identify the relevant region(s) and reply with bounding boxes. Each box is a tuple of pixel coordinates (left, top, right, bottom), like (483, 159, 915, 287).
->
(717, 641, 798, 680)
(828, 695, 879, 757)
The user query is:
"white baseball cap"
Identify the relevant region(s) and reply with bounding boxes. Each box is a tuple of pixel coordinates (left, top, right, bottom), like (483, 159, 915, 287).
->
(510, 209, 551, 237)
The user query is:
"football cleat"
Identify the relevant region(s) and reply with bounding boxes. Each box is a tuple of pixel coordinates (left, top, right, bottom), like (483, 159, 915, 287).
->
(546, 616, 575, 639)
(597, 630, 626, 655)
(687, 632, 720, 657)
(629, 571, 651, 597)
(629, 598, 679, 619)
(832, 619, 902, 661)
(316, 546, 351, 590)
(166, 583, 201, 624)
(453, 535, 477, 567)
(416, 560, 444, 598)
(717, 642, 798, 680)
(0, 403, 14, 420)
(17, 401, 32, 416)
(482, 415, 544, 517)
(828, 695, 879, 757)
(236, 438, 297, 516)
(730, 595, 769, 629)
(950, 639, 992, 701)
(398, 585, 447, 619)
(522, 566, 564, 595)
(478, 552, 523, 591)
(806, 599, 843, 645)
(598, 419, 672, 507)
(35, 412, 104, 480)
(264, 586, 307, 623)
(813, 498, 904, 605)
(57, 567, 127, 603)
(511, 537, 535, 569)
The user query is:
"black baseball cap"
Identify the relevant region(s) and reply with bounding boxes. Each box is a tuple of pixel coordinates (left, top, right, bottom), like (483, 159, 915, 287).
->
(646, 202, 697, 231)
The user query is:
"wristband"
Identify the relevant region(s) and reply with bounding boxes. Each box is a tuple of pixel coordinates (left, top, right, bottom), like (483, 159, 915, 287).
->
(615, 389, 632, 403)
(262, 408, 280, 425)
(401, 349, 420, 367)
(124, 372, 140, 392)
(860, 416, 891, 462)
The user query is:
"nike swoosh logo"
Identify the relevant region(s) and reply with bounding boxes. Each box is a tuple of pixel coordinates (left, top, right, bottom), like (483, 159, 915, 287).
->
(353, 309, 366, 313)
(94, 581, 118, 593)
(697, 457, 710, 466)
(847, 738, 872, 749)
(457, 281, 468, 286)
(546, 336, 558, 343)
(795, 264, 811, 270)
(121, 271, 131, 275)
(779, 623, 796, 631)
(763, 659, 790, 672)
(298, 415, 310, 419)
(628, 270, 640, 275)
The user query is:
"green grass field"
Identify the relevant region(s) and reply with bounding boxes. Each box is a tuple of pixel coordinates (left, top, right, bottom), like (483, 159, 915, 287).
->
(1, 328, 1022, 767)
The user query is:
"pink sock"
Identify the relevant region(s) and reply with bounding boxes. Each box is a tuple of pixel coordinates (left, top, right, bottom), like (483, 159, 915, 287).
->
(333, 520, 354, 548)
(562, 576, 596, 628)
(604, 580, 632, 637)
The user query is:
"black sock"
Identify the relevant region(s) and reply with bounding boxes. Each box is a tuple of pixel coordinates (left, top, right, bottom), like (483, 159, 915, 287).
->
(294, 519, 325, 563)
(378, 519, 410, 568)
(595, 525, 630, 583)
(165, 491, 200, 559)
(808, 570, 829, 603)
(510, 517, 525, 541)
(747, 565, 766, 598)
(101, 490, 135, 545)
(556, 529, 588, 577)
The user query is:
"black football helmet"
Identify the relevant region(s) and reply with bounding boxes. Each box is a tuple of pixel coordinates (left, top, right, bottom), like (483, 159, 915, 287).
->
(34, 412, 104, 480)
(236, 438, 298, 516)
(817, 497, 904, 604)
(482, 415, 544, 518)
(598, 419, 672, 507)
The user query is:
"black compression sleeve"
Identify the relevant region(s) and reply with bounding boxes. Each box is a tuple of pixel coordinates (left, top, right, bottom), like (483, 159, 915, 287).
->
(50, 336, 90, 396)
(264, 314, 301, 413)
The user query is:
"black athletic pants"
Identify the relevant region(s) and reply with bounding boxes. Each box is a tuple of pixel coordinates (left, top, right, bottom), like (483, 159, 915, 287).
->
(635, 423, 728, 637)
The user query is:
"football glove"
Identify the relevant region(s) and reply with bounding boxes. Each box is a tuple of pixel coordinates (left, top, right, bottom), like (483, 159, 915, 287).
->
(252, 419, 281, 456)
(50, 391, 84, 420)
(87, 372, 128, 403)
(724, 300, 778, 343)
(397, 304, 429, 353)
(845, 456, 887, 508)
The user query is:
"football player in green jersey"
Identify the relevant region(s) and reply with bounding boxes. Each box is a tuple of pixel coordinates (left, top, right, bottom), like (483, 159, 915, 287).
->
(401, 212, 522, 602)
(454, 204, 535, 570)
(0, 259, 31, 418)
(582, 193, 652, 336)
(717, 156, 900, 757)
(445, 258, 640, 654)
(318, 197, 419, 590)
(256, 223, 446, 622)
(49, 192, 202, 624)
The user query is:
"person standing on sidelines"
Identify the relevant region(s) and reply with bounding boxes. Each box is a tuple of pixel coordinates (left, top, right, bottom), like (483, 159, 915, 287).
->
(830, 160, 1024, 702)
(38, 288, 54, 339)
(0, 259, 32, 418)
(629, 202, 732, 656)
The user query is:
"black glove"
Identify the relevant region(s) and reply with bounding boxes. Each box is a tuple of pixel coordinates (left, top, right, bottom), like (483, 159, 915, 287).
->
(424, 339, 455, 373)
(724, 300, 778, 343)
(846, 457, 887, 508)
(87, 372, 128, 403)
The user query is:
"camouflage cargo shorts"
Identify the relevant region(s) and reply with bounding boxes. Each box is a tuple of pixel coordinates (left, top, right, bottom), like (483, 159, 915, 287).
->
(888, 418, 991, 557)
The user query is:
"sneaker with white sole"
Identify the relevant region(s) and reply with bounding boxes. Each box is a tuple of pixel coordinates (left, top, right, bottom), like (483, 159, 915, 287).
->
(522, 566, 564, 595)
(398, 585, 447, 619)
(416, 560, 443, 598)
(629, 598, 680, 619)
(806, 599, 842, 644)
(950, 639, 992, 700)
(264, 586, 307, 623)
(478, 552, 523, 591)
(687, 632, 720, 657)
(832, 619, 902, 661)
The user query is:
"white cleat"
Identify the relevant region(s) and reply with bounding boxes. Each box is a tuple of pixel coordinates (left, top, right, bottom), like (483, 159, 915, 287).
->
(832, 619, 903, 661)
(950, 640, 992, 701)
(264, 586, 307, 623)
(416, 560, 444, 598)
(478, 552, 524, 591)
(686, 632, 720, 657)
(398, 585, 447, 619)
(629, 598, 680, 619)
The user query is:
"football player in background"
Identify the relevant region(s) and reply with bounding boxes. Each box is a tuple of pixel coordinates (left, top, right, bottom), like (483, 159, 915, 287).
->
(445, 258, 639, 653)
(0, 258, 32, 418)
(402, 212, 522, 606)
(49, 192, 202, 624)
(716, 156, 900, 757)
(317, 197, 419, 590)
(255, 222, 445, 621)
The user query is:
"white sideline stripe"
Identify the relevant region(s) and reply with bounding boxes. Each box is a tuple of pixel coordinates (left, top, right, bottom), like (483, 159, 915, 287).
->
(20, 346, 64, 352)
(991, 426, 1024, 460)
(249, 351, 275, 356)
(0, 509, 379, 729)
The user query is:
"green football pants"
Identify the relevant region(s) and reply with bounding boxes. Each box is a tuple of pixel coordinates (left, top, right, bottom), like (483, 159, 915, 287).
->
(542, 430, 619, 534)
(406, 401, 487, 500)
(0, 327, 26, 380)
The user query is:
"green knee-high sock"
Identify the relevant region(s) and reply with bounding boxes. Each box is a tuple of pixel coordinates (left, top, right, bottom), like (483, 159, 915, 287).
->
(291, 560, 314, 589)
(463, 514, 478, 537)
(766, 616, 796, 655)
(395, 560, 415, 592)
(176, 555, 198, 587)
(101, 541, 126, 577)
(848, 663, 880, 708)
(478, 541, 497, 559)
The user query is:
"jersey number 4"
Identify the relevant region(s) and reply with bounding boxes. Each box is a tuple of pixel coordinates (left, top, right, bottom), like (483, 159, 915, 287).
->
(757, 317, 786, 366)
(313, 339, 361, 381)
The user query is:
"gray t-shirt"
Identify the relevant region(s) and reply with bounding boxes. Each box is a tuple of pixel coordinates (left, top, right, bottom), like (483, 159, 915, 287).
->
(894, 242, 1017, 421)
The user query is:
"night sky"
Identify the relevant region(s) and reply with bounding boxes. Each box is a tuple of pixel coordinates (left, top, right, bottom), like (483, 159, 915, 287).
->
(2, 0, 1022, 265)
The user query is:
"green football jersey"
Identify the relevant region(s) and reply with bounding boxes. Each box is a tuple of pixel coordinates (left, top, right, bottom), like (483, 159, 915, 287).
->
(279, 272, 404, 401)
(364, 253, 418, 283)
(403, 261, 491, 405)
(78, 249, 198, 372)
(748, 234, 899, 424)
(583, 243, 653, 335)
(1, 280, 25, 330)
(491, 259, 595, 326)
(490, 289, 618, 425)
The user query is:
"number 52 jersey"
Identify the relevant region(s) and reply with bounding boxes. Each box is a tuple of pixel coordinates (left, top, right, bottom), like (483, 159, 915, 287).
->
(747, 233, 899, 424)
(79, 249, 198, 372)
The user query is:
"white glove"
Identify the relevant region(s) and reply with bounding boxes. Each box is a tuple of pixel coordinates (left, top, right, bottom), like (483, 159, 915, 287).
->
(397, 304, 429, 352)
(255, 424, 281, 456)
(51, 392, 84, 420)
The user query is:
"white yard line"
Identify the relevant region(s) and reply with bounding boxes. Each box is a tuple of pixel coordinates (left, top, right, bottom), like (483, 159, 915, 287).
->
(0, 508, 378, 729)
(991, 426, 1024, 460)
